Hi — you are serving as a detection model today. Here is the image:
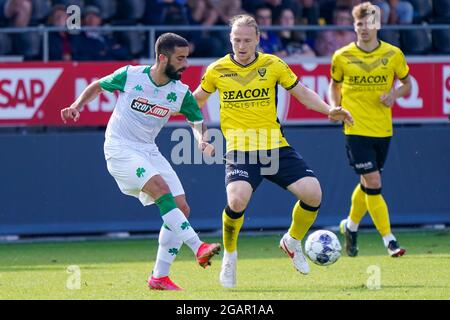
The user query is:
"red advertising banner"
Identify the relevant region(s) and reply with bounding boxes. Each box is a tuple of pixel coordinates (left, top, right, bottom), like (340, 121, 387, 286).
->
(0, 61, 449, 126)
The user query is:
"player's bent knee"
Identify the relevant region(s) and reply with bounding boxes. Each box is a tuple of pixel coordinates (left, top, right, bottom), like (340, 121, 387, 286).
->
(301, 183, 322, 207)
(302, 192, 322, 208)
(289, 177, 321, 202)
(364, 180, 382, 189)
(228, 197, 247, 213)
(156, 183, 171, 195)
(362, 172, 382, 189)
(142, 175, 171, 198)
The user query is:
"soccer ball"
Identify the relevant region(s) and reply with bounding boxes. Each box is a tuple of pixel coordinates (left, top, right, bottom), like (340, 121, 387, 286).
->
(305, 230, 342, 266)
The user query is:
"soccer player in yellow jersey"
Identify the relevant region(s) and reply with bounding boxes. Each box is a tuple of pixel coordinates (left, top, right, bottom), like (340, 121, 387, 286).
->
(329, 2, 412, 258)
(193, 14, 353, 288)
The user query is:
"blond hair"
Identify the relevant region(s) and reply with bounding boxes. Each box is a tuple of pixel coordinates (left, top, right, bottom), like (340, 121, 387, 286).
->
(229, 14, 260, 35)
(352, 1, 376, 19)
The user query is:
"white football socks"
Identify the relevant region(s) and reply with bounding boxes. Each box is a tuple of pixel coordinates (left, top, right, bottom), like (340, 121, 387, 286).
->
(153, 225, 183, 278)
(346, 218, 359, 232)
(382, 233, 396, 247)
(223, 250, 237, 261)
(162, 208, 202, 253)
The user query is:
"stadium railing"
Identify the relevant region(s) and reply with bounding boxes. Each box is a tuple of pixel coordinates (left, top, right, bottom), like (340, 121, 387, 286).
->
(0, 24, 449, 62)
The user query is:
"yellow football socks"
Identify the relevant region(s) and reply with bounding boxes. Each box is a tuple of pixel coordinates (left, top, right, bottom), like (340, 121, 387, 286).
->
(222, 208, 244, 253)
(365, 189, 391, 237)
(349, 184, 368, 225)
(289, 201, 319, 240)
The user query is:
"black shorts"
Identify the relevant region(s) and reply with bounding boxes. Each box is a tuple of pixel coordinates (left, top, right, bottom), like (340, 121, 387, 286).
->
(224, 146, 316, 191)
(345, 135, 391, 175)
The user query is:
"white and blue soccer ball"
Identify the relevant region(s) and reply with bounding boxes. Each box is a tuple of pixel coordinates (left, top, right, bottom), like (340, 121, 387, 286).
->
(305, 230, 342, 266)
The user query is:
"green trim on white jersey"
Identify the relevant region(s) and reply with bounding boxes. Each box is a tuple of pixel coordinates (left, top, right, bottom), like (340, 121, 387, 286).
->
(99, 65, 129, 92)
(180, 90, 203, 123)
(102, 65, 204, 145)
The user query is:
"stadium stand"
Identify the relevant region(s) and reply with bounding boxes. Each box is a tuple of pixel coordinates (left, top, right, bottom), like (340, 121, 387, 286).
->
(432, 0, 450, 21)
(0, 33, 13, 55)
(116, 0, 145, 23)
(401, 29, 432, 54)
(85, 0, 117, 22)
(432, 27, 450, 53)
(53, 0, 84, 11)
(379, 29, 401, 47)
(0, 0, 449, 59)
(408, 0, 433, 23)
(30, 0, 51, 25)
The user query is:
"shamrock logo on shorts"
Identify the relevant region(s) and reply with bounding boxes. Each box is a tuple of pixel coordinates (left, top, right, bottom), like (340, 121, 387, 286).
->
(168, 248, 179, 256)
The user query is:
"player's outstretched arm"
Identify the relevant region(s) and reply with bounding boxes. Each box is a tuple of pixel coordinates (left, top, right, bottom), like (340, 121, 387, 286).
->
(193, 86, 211, 109)
(184, 87, 215, 157)
(190, 122, 215, 157)
(328, 79, 342, 109)
(290, 82, 353, 126)
(60, 80, 103, 123)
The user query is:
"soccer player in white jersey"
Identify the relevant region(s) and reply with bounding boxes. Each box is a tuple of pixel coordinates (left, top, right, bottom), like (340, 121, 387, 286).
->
(61, 33, 220, 291)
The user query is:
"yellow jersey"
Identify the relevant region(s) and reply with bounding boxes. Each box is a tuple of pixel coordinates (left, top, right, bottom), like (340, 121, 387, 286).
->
(331, 41, 409, 137)
(201, 52, 299, 152)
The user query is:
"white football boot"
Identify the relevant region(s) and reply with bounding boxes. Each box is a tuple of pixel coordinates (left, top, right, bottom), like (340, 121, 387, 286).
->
(279, 232, 310, 275)
(220, 251, 237, 288)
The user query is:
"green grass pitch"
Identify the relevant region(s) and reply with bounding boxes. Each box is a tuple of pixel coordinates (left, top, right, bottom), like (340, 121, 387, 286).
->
(0, 230, 448, 300)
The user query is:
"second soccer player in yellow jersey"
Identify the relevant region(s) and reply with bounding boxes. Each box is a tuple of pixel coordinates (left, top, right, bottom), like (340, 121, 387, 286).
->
(194, 14, 353, 288)
(329, 2, 412, 258)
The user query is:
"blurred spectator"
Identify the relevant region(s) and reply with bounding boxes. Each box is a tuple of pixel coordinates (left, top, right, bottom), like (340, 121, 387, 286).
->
(186, 0, 226, 56)
(241, 0, 266, 14)
(188, 0, 246, 55)
(143, 0, 223, 57)
(255, 5, 285, 55)
(47, 5, 75, 61)
(188, 0, 218, 27)
(1, 0, 32, 27)
(1, 0, 39, 59)
(208, 0, 246, 25)
(277, 7, 315, 58)
(73, 6, 130, 60)
(315, 6, 356, 56)
(372, 0, 414, 24)
(290, 0, 320, 42)
(263, 0, 286, 19)
(144, 0, 190, 25)
(242, 0, 296, 19)
(292, 0, 320, 25)
(319, 0, 361, 24)
(143, 1, 195, 51)
(114, 0, 144, 23)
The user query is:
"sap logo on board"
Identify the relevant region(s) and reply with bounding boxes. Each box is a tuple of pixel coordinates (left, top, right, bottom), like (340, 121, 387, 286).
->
(0, 68, 63, 119)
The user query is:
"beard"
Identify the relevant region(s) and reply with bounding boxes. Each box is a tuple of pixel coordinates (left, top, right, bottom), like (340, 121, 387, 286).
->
(164, 62, 186, 80)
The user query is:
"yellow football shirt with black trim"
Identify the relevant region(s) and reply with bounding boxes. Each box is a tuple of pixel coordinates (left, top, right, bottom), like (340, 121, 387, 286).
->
(201, 52, 299, 152)
(331, 41, 409, 137)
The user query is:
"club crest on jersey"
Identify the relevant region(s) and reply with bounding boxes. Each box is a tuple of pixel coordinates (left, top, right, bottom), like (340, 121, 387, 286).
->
(381, 58, 388, 65)
(167, 92, 177, 103)
(131, 97, 170, 118)
(258, 68, 267, 77)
